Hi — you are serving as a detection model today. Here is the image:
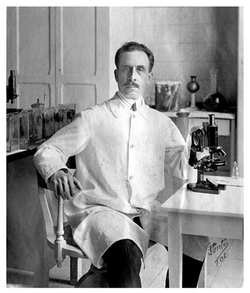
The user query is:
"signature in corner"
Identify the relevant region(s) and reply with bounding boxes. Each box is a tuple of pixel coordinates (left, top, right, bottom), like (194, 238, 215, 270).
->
(208, 238, 230, 266)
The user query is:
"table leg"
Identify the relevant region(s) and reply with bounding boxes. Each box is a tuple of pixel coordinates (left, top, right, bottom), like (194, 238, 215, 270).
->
(197, 254, 207, 288)
(168, 212, 183, 288)
(230, 119, 236, 170)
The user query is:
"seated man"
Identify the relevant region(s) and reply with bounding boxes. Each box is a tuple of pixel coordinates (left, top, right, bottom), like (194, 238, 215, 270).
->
(34, 41, 210, 288)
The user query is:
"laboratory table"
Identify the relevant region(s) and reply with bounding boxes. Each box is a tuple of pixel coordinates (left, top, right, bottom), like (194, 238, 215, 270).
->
(161, 176, 244, 288)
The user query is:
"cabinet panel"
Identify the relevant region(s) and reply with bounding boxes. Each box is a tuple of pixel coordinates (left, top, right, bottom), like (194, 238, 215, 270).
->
(62, 7, 96, 76)
(18, 7, 51, 75)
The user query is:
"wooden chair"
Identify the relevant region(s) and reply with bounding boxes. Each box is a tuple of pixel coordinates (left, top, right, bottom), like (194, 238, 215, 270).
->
(36, 156, 108, 287)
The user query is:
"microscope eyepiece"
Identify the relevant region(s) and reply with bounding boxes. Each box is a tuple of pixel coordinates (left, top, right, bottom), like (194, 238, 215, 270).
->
(195, 129, 204, 138)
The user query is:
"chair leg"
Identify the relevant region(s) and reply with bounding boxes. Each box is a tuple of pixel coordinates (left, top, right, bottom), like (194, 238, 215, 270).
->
(70, 257, 83, 286)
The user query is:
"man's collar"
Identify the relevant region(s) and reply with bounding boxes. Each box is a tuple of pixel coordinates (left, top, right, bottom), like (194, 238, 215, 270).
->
(108, 92, 149, 120)
(117, 90, 143, 111)
(117, 91, 134, 108)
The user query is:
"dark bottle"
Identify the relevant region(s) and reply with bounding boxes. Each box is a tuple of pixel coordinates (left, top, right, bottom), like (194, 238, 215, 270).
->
(8, 70, 16, 100)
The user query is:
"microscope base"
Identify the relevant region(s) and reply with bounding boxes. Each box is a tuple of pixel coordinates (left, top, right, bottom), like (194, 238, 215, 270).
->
(187, 182, 226, 194)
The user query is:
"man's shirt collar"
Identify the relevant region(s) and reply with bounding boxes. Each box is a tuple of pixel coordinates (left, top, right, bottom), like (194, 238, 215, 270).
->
(108, 92, 149, 120)
(117, 90, 143, 111)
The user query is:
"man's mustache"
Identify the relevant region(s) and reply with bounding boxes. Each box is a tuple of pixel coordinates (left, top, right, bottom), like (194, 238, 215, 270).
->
(124, 81, 139, 88)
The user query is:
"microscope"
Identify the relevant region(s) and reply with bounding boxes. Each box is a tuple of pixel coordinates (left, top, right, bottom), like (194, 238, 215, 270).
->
(187, 114, 227, 194)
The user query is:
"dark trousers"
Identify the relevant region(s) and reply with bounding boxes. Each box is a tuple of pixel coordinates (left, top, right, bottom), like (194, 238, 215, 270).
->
(102, 217, 204, 288)
(103, 239, 142, 288)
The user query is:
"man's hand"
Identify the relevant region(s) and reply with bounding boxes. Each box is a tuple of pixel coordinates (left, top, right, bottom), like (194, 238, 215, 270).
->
(48, 169, 82, 200)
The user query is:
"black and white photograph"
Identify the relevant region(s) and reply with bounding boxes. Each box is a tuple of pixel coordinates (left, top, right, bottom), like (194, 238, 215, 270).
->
(5, 4, 245, 289)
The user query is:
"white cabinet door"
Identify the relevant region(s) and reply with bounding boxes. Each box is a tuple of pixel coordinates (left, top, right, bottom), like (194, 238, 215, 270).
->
(55, 7, 110, 112)
(7, 7, 110, 112)
(7, 7, 56, 110)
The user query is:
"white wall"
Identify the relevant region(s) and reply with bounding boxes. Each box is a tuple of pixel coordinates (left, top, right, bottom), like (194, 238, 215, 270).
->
(133, 7, 239, 108)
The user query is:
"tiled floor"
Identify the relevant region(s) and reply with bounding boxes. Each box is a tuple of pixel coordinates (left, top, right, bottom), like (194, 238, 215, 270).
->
(7, 238, 243, 288)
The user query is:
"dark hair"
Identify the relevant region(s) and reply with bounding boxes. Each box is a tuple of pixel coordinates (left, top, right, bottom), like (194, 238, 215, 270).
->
(115, 41, 154, 72)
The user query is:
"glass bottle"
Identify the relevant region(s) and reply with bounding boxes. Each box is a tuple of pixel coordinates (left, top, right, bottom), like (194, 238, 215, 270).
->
(8, 70, 16, 103)
(231, 161, 239, 179)
(186, 76, 200, 108)
(187, 76, 200, 93)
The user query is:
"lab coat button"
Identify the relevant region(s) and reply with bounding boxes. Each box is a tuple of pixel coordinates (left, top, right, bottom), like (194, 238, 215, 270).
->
(129, 176, 134, 180)
(132, 114, 136, 118)
(130, 144, 134, 149)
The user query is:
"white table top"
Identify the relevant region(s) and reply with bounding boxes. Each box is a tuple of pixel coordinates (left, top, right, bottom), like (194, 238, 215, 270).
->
(6, 149, 26, 156)
(161, 177, 244, 218)
(163, 110, 235, 120)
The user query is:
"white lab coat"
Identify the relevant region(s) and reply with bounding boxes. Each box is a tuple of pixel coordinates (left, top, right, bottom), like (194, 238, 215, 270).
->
(34, 93, 210, 268)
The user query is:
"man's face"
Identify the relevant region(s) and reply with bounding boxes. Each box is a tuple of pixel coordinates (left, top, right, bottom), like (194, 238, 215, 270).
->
(114, 50, 153, 100)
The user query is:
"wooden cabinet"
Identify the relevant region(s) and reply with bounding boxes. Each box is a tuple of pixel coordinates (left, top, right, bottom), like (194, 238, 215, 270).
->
(7, 7, 110, 112)
(7, 151, 54, 286)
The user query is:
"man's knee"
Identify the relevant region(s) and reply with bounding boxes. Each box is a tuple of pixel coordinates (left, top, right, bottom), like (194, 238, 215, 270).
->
(103, 239, 142, 287)
(103, 239, 142, 268)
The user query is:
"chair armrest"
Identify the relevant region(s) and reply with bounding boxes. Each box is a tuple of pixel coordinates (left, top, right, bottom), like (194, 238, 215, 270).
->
(36, 156, 82, 267)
